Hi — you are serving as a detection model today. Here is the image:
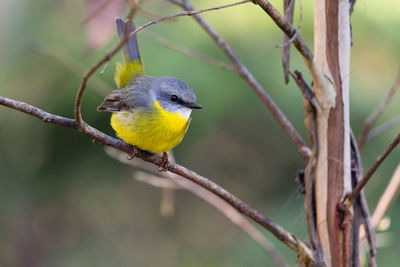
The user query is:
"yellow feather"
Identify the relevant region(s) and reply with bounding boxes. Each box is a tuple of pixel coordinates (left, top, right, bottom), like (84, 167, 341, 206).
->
(114, 60, 144, 88)
(110, 101, 190, 153)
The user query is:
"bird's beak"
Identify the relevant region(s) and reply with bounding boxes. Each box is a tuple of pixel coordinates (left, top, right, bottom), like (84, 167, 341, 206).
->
(188, 103, 203, 109)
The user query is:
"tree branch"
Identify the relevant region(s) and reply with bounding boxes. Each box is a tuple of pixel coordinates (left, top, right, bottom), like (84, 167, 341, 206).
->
(367, 115, 400, 142)
(141, 30, 235, 71)
(0, 95, 315, 264)
(371, 163, 400, 229)
(170, 0, 311, 161)
(359, 70, 400, 149)
(252, 0, 313, 62)
(346, 132, 400, 204)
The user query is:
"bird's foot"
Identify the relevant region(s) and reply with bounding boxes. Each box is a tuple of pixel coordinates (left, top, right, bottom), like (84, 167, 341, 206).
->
(158, 152, 169, 172)
(127, 147, 139, 160)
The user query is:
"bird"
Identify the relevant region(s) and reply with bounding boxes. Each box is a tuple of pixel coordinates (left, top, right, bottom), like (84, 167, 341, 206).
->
(97, 18, 202, 170)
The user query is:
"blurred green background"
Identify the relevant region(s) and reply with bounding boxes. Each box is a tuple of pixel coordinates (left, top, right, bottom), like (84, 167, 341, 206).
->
(1, 0, 399, 266)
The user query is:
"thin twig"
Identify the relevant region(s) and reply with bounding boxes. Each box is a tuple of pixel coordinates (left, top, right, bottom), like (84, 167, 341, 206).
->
(371, 163, 400, 228)
(253, 0, 313, 62)
(171, 0, 311, 161)
(0, 95, 315, 264)
(359, 70, 400, 149)
(279, 0, 295, 84)
(81, 0, 114, 24)
(30, 41, 111, 94)
(127, 0, 149, 20)
(73, 0, 252, 127)
(289, 70, 321, 113)
(350, 132, 376, 266)
(141, 30, 235, 71)
(100, 59, 111, 75)
(367, 115, 400, 142)
(346, 132, 400, 203)
(135, 172, 182, 189)
(276, 0, 303, 49)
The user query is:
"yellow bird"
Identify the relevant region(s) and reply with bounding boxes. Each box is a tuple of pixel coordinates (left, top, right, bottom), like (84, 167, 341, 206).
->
(98, 18, 202, 168)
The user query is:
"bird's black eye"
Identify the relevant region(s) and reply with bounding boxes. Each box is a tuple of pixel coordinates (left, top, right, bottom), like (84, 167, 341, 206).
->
(170, 95, 178, 102)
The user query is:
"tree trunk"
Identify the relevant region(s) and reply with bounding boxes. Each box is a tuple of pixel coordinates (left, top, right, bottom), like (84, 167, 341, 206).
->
(313, 1, 353, 266)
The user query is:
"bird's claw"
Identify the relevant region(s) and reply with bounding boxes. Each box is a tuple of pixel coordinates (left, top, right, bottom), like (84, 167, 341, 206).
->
(127, 147, 139, 160)
(158, 152, 169, 172)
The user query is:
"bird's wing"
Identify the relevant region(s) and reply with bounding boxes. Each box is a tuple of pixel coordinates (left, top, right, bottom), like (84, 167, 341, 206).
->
(97, 75, 153, 112)
(114, 18, 144, 88)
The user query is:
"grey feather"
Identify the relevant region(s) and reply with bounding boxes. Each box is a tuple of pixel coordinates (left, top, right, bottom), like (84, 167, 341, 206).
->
(97, 75, 154, 112)
(116, 18, 141, 63)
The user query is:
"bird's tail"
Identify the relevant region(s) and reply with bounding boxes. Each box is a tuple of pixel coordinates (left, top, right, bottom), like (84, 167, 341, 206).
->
(114, 18, 144, 88)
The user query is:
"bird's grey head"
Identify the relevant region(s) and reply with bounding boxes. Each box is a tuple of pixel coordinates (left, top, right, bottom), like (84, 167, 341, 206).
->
(151, 76, 202, 116)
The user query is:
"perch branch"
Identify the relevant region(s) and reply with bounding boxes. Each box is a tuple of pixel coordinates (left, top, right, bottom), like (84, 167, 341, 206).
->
(0, 95, 315, 264)
(170, 0, 311, 161)
(346, 132, 400, 204)
(74, 0, 252, 126)
(359, 70, 400, 149)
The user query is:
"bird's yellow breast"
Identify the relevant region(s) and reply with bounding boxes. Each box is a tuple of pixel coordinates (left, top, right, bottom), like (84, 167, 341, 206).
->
(110, 101, 190, 153)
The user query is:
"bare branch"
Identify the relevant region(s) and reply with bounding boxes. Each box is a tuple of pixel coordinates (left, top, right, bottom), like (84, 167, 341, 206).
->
(371, 163, 400, 228)
(276, 0, 302, 51)
(359, 70, 400, 149)
(350, 132, 377, 265)
(0, 95, 315, 263)
(81, 0, 114, 24)
(141, 30, 235, 71)
(253, 0, 313, 62)
(74, 0, 252, 127)
(346, 132, 400, 204)
(171, 0, 311, 161)
(367, 115, 400, 142)
(126, 0, 149, 20)
(30, 41, 112, 95)
(279, 0, 295, 84)
(135, 172, 182, 189)
(289, 70, 321, 113)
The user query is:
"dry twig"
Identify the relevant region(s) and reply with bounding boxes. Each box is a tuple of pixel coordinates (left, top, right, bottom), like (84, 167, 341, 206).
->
(350, 132, 377, 266)
(359, 70, 400, 149)
(371, 163, 400, 229)
(279, 0, 295, 84)
(0, 96, 315, 264)
(367, 115, 400, 142)
(141, 30, 235, 71)
(346, 132, 400, 204)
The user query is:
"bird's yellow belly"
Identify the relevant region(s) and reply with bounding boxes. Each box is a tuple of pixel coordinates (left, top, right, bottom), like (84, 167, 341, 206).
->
(110, 102, 190, 153)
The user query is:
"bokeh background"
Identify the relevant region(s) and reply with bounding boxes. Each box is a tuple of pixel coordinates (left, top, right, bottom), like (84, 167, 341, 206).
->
(1, 0, 399, 266)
